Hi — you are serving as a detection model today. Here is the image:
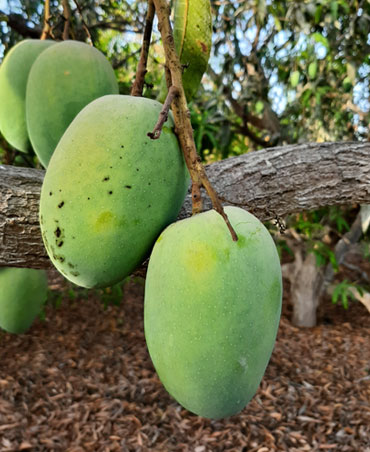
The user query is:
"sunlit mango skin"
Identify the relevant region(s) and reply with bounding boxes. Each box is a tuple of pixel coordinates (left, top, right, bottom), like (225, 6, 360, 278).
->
(144, 207, 282, 419)
(39, 95, 189, 289)
(0, 267, 47, 334)
(0, 39, 55, 152)
(26, 40, 119, 167)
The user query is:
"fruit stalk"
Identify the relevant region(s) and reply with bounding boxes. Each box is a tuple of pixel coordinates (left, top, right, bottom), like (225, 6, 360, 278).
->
(40, 0, 52, 40)
(152, 0, 238, 241)
(148, 85, 180, 139)
(131, 0, 155, 97)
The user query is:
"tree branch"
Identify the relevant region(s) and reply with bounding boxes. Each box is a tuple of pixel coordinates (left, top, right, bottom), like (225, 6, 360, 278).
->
(62, 0, 71, 41)
(40, 0, 52, 40)
(131, 0, 155, 97)
(1, 141, 370, 269)
(73, 0, 93, 45)
(0, 11, 42, 39)
(148, 86, 180, 139)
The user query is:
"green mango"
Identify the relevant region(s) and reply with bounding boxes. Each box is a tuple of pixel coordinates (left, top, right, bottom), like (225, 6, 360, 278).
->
(39, 95, 189, 289)
(144, 206, 282, 419)
(0, 39, 55, 152)
(26, 40, 119, 167)
(0, 267, 47, 334)
(158, 0, 212, 102)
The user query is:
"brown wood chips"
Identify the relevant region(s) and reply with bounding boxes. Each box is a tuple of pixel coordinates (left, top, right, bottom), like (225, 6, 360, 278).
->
(0, 279, 369, 451)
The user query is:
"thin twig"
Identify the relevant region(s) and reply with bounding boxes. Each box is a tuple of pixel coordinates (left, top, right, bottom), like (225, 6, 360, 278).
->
(73, 0, 93, 45)
(131, 0, 155, 96)
(164, 65, 172, 89)
(148, 86, 180, 139)
(62, 0, 71, 40)
(40, 0, 52, 40)
(152, 0, 238, 241)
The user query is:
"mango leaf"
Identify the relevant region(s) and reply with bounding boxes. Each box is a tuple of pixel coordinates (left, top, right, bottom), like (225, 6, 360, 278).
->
(331, 1, 339, 20)
(301, 88, 312, 107)
(338, 0, 350, 14)
(314, 5, 322, 23)
(273, 16, 282, 31)
(257, 0, 267, 24)
(342, 76, 353, 92)
(308, 61, 318, 79)
(158, 0, 212, 102)
(346, 62, 356, 82)
(255, 100, 264, 114)
(311, 32, 330, 50)
(290, 70, 300, 88)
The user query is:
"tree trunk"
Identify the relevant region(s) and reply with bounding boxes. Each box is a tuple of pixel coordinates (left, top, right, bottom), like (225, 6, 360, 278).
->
(283, 211, 364, 327)
(291, 252, 323, 328)
(1, 141, 370, 269)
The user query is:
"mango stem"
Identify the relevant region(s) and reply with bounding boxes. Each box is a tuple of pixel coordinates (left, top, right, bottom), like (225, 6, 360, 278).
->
(151, 0, 238, 241)
(148, 86, 180, 139)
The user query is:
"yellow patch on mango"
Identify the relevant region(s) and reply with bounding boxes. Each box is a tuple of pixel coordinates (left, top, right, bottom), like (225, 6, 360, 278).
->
(182, 242, 217, 280)
(94, 211, 115, 233)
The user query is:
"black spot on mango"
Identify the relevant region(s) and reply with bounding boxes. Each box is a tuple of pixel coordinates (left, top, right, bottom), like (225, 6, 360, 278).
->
(39, 95, 190, 289)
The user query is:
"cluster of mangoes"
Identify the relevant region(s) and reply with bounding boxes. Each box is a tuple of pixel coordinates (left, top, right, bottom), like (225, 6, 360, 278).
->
(0, 38, 121, 334)
(0, 18, 281, 419)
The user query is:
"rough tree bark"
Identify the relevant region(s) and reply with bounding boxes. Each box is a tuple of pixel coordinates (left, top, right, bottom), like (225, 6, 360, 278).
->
(0, 11, 42, 39)
(1, 141, 370, 270)
(2, 141, 370, 326)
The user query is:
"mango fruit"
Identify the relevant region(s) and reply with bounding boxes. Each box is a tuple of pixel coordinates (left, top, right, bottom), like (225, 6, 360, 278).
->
(0, 267, 47, 334)
(0, 39, 55, 152)
(26, 40, 119, 167)
(39, 95, 189, 289)
(144, 206, 282, 419)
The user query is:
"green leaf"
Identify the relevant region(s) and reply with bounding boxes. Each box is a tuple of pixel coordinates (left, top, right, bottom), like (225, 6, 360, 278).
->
(331, 1, 339, 20)
(273, 16, 282, 31)
(328, 250, 338, 272)
(311, 32, 329, 50)
(301, 89, 312, 107)
(196, 124, 204, 151)
(158, 0, 212, 102)
(257, 0, 267, 24)
(342, 76, 353, 92)
(338, 0, 350, 14)
(290, 70, 300, 88)
(346, 62, 356, 83)
(255, 100, 264, 114)
(204, 131, 218, 149)
(308, 61, 318, 79)
(342, 292, 348, 309)
(314, 5, 323, 23)
(332, 285, 340, 304)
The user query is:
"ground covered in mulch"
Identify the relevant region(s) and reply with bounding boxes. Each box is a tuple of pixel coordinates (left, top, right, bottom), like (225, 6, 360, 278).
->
(0, 276, 369, 452)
